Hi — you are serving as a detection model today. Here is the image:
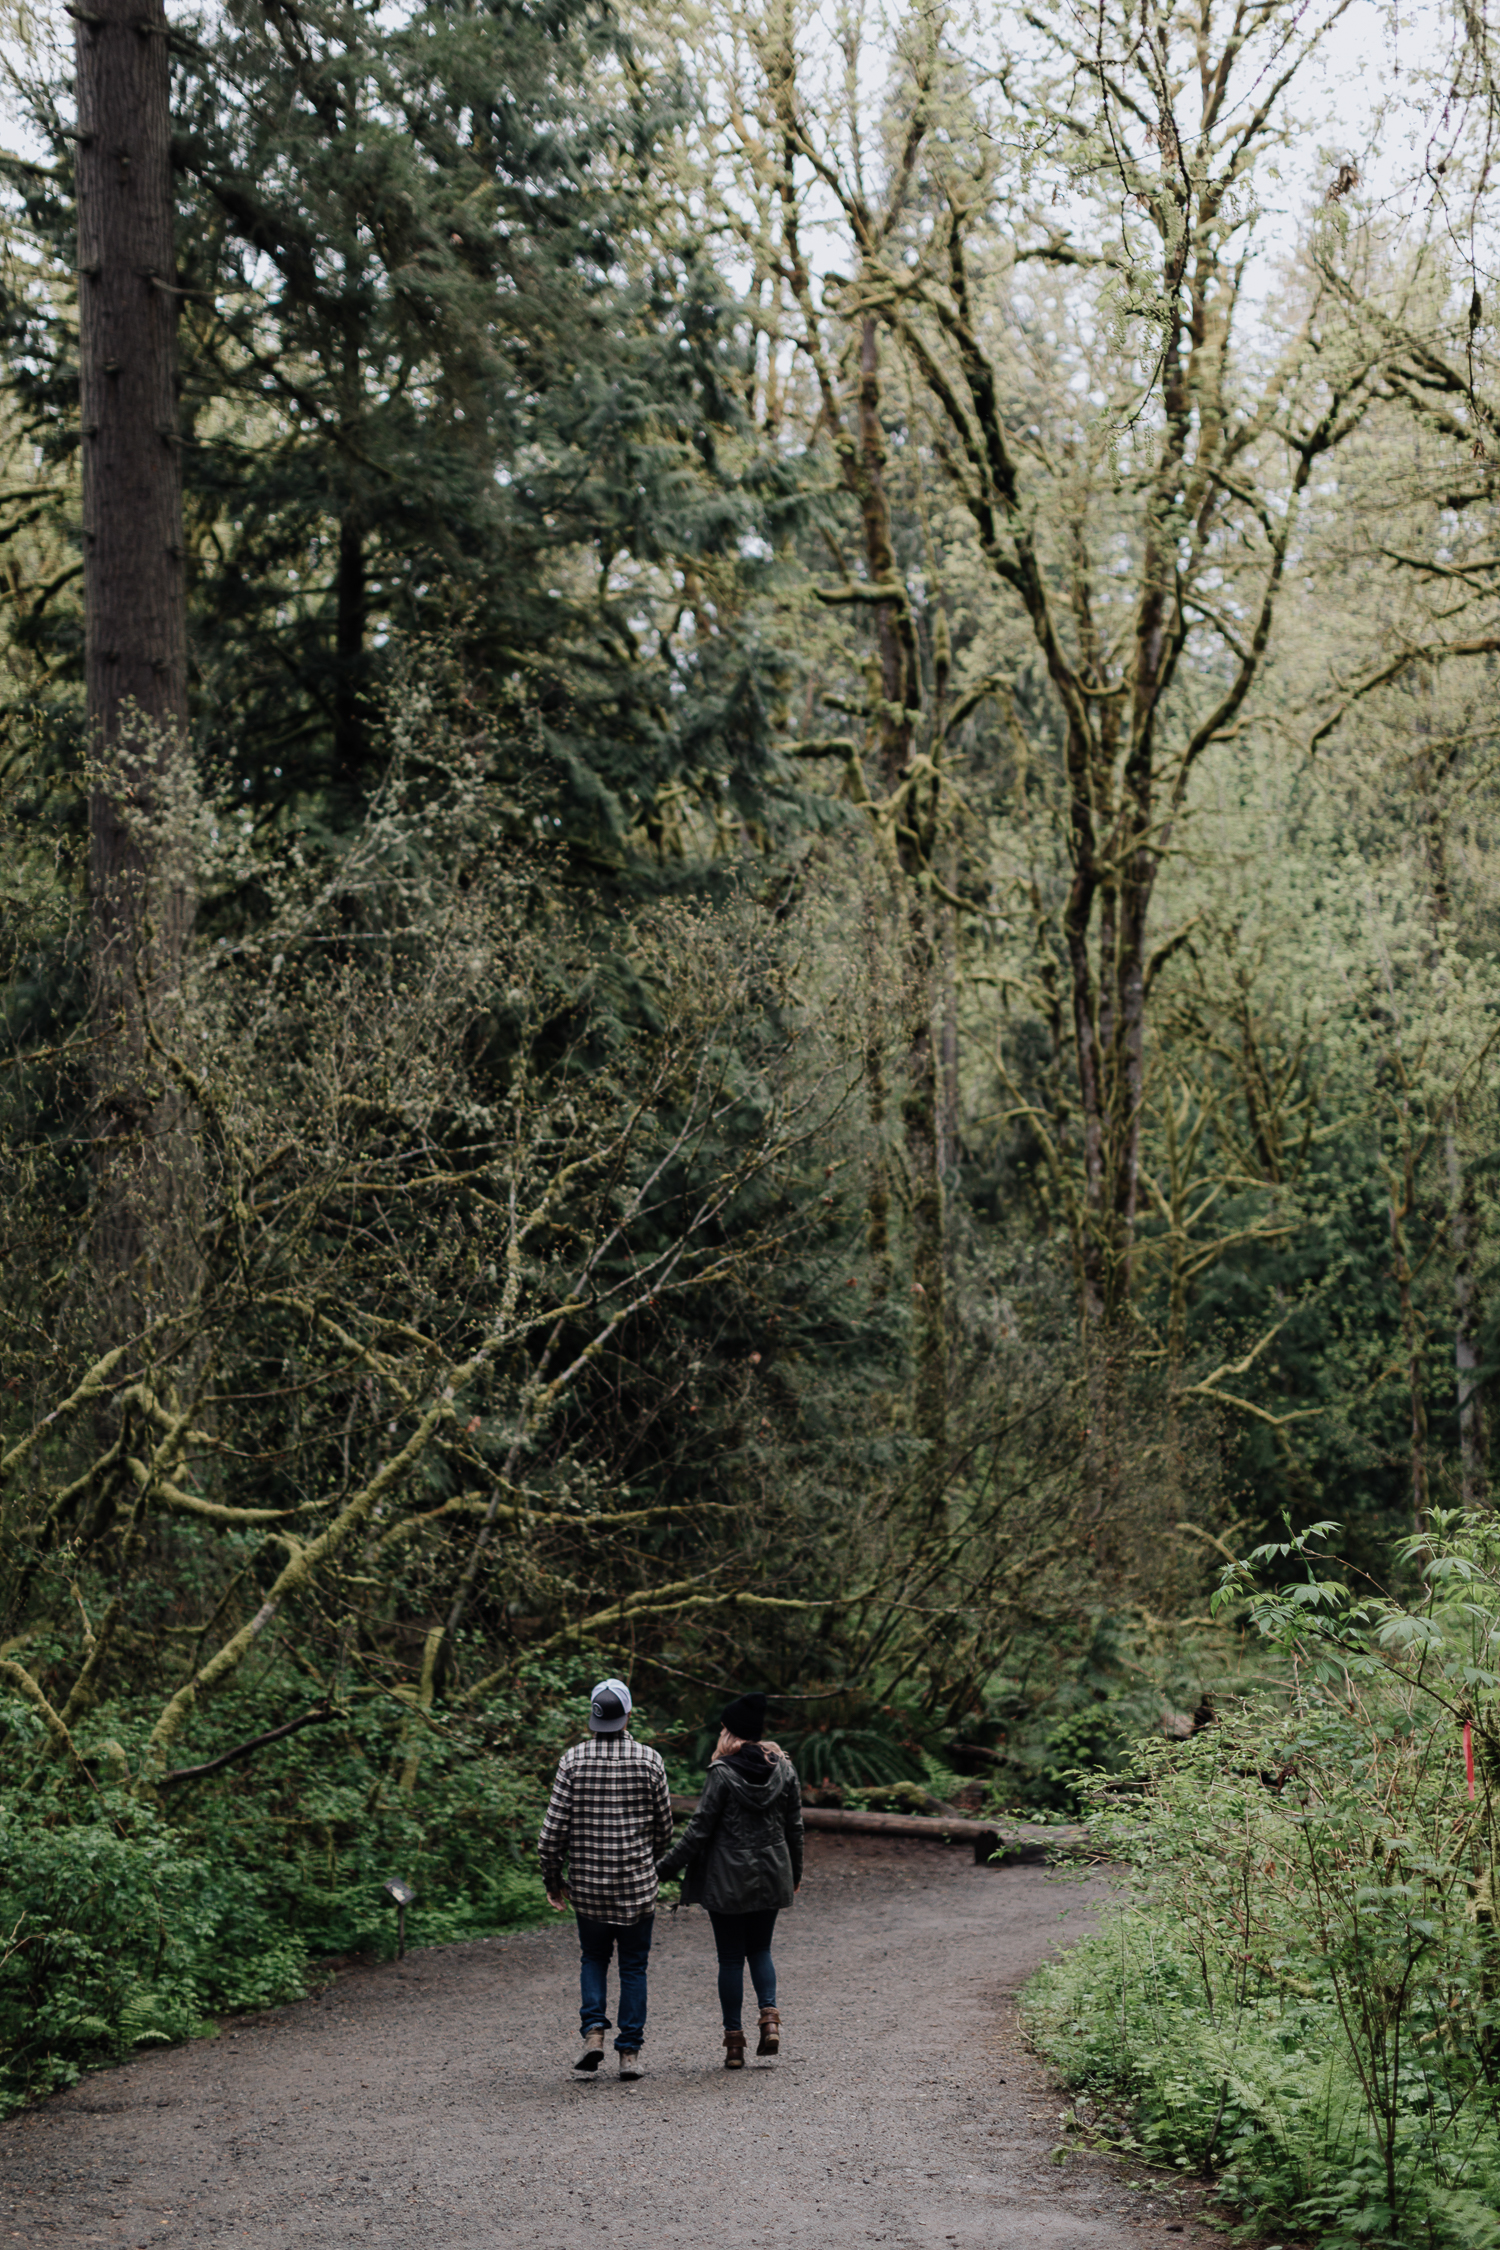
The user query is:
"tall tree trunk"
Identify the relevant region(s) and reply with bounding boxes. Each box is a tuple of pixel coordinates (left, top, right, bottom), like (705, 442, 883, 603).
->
(902, 901, 946, 1515)
(1446, 1119, 1490, 1508)
(334, 507, 367, 781)
(1388, 1121, 1430, 1538)
(853, 317, 947, 1517)
(862, 897, 894, 1299)
(77, 0, 191, 1343)
(939, 879, 959, 1198)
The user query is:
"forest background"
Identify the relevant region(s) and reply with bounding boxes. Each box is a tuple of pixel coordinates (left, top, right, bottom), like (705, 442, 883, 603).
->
(4, 0, 1500, 2236)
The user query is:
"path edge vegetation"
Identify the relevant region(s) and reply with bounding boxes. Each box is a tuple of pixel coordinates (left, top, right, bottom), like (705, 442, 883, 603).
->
(1023, 1514, 1500, 2250)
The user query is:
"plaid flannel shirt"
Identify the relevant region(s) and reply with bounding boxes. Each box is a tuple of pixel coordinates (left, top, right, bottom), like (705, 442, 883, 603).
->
(537, 1731, 674, 1923)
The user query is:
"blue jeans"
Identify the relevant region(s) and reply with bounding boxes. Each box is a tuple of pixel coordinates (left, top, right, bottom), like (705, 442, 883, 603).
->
(576, 1911, 654, 2051)
(707, 1907, 778, 2030)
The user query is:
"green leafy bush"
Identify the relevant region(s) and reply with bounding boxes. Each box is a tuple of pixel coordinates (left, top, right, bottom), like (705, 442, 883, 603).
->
(0, 1661, 584, 2114)
(1022, 1516, 1500, 2250)
(0, 1797, 219, 2109)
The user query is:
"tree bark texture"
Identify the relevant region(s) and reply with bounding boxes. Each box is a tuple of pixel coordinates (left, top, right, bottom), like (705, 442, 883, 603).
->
(1446, 1121, 1490, 1508)
(334, 508, 367, 779)
(851, 317, 947, 1511)
(939, 870, 959, 1200)
(861, 899, 894, 1296)
(77, 0, 192, 1341)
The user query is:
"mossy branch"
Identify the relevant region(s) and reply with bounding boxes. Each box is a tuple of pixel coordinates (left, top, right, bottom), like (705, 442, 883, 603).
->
(124, 1455, 294, 1525)
(145, 1377, 465, 1767)
(58, 1595, 124, 1729)
(464, 1583, 872, 1702)
(0, 1341, 135, 1483)
(375, 1487, 736, 1555)
(0, 1658, 88, 1777)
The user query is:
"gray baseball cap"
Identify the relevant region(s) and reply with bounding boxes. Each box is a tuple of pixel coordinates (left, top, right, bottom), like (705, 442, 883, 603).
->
(589, 1676, 633, 1734)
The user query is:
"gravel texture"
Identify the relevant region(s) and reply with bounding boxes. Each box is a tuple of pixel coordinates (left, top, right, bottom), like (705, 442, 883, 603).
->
(2, 1832, 1236, 2248)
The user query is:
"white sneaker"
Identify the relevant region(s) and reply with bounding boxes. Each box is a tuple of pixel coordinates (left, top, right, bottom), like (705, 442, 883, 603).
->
(618, 2050, 643, 2080)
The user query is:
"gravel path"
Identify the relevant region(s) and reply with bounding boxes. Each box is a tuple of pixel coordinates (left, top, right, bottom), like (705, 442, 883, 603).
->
(3, 1833, 1234, 2249)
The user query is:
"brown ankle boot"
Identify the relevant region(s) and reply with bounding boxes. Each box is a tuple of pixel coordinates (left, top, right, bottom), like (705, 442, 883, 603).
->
(723, 2028, 746, 2069)
(756, 2007, 780, 2056)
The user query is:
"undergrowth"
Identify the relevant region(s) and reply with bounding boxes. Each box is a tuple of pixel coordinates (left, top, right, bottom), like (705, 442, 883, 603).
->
(1022, 1514, 1500, 2250)
(0, 1657, 591, 2115)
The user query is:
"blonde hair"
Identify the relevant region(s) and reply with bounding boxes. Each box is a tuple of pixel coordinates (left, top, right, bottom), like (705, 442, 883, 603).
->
(712, 1727, 786, 1764)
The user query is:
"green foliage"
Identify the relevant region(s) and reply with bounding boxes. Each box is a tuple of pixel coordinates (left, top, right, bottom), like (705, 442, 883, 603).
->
(11, 0, 1500, 2164)
(968, 1614, 1219, 1817)
(0, 1658, 592, 2116)
(780, 1718, 927, 1791)
(0, 1796, 217, 2112)
(1023, 1519, 1500, 2248)
(0, 0, 810, 862)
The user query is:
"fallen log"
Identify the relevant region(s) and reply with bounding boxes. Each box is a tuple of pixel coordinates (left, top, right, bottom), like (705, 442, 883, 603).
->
(667, 1792, 1083, 1865)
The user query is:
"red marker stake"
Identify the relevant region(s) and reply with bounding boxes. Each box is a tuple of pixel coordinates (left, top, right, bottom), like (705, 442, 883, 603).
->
(1464, 1721, 1476, 1801)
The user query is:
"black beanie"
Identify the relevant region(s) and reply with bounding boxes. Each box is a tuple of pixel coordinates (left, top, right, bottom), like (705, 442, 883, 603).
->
(720, 1691, 767, 1741)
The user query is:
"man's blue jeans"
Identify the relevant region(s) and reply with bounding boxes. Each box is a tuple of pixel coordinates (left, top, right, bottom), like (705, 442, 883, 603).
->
(576, 1911, 654, 2052)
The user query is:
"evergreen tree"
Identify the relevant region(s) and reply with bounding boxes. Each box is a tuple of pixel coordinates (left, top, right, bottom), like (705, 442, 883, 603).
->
(0, 0, 802, 862)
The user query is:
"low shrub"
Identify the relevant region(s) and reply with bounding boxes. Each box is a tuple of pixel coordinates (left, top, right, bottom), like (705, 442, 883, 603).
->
(1021, 1515, 1500, 2250)
(0, 1659, 588, 2114)
(0, 1798, 220, 2106)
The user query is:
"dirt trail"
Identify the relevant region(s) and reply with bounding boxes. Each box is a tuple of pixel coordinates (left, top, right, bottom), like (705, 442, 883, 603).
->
(3, 1833, 1230, 2249)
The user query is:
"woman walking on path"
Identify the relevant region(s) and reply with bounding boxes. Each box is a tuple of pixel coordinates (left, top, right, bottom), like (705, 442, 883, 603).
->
(655, 1691, 803, 2069)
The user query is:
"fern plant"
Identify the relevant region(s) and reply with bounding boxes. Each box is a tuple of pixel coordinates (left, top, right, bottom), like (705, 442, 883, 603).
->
(782, 1721, 927, 1790)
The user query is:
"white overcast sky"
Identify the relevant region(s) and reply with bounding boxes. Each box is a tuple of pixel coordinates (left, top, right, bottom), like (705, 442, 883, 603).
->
(0, 1, 1482, 295)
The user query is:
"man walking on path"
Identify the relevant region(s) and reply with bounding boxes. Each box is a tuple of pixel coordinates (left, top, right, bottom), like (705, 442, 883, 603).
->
(538, 1676, 673, 2081)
